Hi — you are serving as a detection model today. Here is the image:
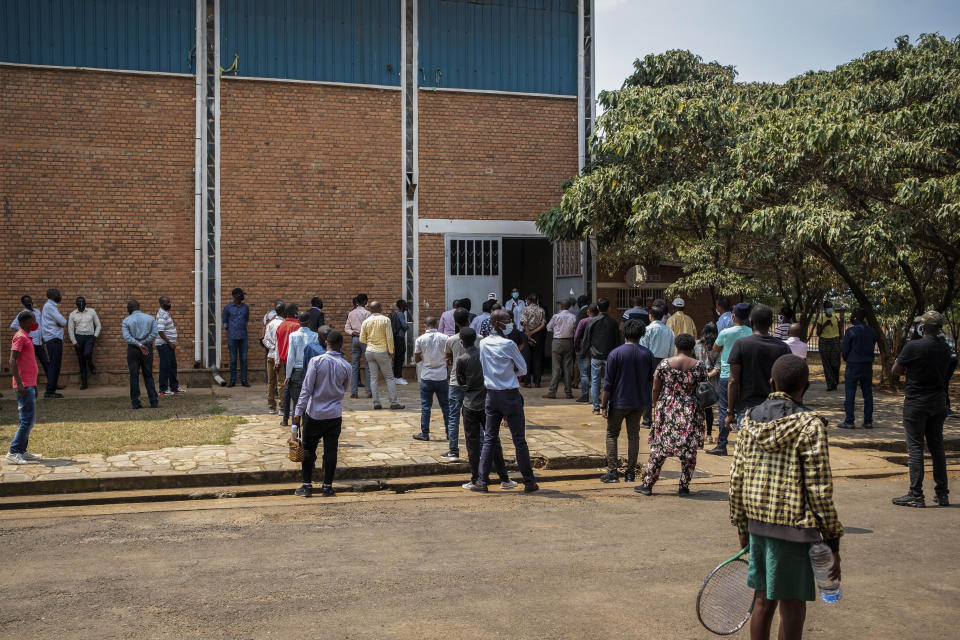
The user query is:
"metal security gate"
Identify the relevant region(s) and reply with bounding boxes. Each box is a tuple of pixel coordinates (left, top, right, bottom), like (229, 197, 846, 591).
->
(445, 236, 502, 312)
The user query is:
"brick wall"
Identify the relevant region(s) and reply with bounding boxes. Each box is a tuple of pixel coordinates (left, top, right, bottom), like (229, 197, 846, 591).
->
(0, 67, 194, 375)
(416, 233, 445, 331)
(219, 79, 402, 343)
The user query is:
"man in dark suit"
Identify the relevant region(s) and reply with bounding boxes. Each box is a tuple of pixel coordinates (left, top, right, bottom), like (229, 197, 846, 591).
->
(306, 297, 325, 332)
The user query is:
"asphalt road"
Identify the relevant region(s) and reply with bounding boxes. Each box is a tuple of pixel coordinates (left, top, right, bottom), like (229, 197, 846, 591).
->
(1, 475, 957, 639)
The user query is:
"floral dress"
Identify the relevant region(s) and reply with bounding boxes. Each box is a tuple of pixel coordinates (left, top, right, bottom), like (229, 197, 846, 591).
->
(642, 359, 708, 488)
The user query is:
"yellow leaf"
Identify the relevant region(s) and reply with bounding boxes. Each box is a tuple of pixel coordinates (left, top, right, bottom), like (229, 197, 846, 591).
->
(612, 180, 617, 188)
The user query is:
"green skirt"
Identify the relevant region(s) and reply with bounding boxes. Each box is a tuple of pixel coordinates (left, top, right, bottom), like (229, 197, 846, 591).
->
(747, 533, 817, 601)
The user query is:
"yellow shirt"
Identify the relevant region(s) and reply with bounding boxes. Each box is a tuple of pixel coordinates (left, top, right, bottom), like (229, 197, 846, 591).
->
(820, 316, 839, 339)
(359, 314, 394, 355)
(665, 310, 698, 340)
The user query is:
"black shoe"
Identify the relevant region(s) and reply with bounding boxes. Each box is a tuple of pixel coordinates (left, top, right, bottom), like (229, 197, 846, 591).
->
(132, 404, 143, 410)
(641, 422, 652, 429)
(576, 396, 590, 403)
(295, 485, 312, 498)
(44, 392, 64, 399)
(600, 470, 619, 483)
(470, 483, 489, 492)
(678, 485, 691, 497)
(892, 493, 925, 508)
(320, 485, 336, 498)
(934, 494, 950, 507)
(89, 365, 97, 375)
(79, 383, 88, 390)
(373, 404, 383, 410)
(862, 423, 873, 429)
(56, 385, 65, 390)
(412, 433, 429, 441)
(838, 422, 856, 429)
(706, 446, 727, 456)
(241, 381, 251, 387)
(634, 484, 653, 496)
(281, 419, 289, 427)
(150, 404, 158, 409)
(624, 470, 636, 483)
(524, 482, 540, 493)
(227, 382, 236, 388)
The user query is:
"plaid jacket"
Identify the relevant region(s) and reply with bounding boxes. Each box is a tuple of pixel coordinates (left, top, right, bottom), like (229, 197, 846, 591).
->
(729, 392, 844, 545)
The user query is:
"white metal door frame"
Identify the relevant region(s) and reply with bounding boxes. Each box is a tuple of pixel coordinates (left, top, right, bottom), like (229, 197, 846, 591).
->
(444, 234, 503, 311)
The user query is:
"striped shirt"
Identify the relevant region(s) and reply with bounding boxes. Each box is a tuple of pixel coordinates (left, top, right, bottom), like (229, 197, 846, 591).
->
(155, 308, 178, 346)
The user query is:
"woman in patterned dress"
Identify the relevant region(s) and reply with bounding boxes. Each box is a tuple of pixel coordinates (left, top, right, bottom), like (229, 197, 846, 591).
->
(635, 333, 707, 497)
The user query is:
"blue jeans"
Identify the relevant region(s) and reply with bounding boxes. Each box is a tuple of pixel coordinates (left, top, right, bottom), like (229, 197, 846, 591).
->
(844, 361, 874, 425)
(228, 337, 248, 384)
(590, 358, 607, 411)
(351, 336, 371, 395)
(446, 384, 465, 454)
(716, 377, 744, 447)
(10, 386, 37, 454)
(420, 378, 450, 436)
(578, 354, 591, 400)
(479, 389, 536, 485)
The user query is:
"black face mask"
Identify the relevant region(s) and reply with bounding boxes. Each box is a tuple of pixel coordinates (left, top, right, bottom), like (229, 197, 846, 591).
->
(77, 301, 86, 311)
(54, 296, 62, 304)
(24, 302, 33, 310)
(162, 304, 172, 311)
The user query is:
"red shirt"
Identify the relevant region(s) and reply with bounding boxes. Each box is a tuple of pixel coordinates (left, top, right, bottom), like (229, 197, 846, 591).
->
(10, 329, 38, 388)
(275, 319, 300, 363)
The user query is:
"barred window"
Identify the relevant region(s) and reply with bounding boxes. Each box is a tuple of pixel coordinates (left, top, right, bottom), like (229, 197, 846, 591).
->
(556, 240, 582, 277)
(449, 239, 499, 276)
(616, 288, 665, 309)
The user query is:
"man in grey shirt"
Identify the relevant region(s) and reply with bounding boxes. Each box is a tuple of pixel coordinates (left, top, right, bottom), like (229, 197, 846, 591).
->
(121, 300, 159, 409)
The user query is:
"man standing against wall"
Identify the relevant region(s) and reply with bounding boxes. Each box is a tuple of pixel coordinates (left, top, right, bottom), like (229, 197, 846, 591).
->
(390, 299, 409, 384)
(344, 294, 372, 397)
(544, 298, 577, 400)
(359, 302, 403, 411)
(817, 301, 842, 391)
(223, 287, 250, 388)
(40, 288, 67, 398)
(155, 296, 184, 396)
(839, 308, 877, 429)
(68, 295, 101, 390)
(121, 300, 159, 410)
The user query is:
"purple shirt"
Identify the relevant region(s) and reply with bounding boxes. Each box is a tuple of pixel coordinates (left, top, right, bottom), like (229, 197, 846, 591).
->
(603, 342, 655, 409)
(295, 351, 352, 420)
(438, 308, 457, 336)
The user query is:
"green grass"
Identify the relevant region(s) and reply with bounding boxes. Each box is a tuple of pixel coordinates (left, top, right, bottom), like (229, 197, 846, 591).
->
(0, 392, 244, 458)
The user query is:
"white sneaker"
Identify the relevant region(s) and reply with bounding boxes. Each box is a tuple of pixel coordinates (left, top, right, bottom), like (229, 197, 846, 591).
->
(21, 452, 43, 461)
(161, 390, 176, 396)
(5, 452, 37, 465)
(462, 481, 478, 490)
(500, 480, 519, 490)
(396, 378, 408, 385)
(174, 387, 187, 394)
(268, 408, 278, 414)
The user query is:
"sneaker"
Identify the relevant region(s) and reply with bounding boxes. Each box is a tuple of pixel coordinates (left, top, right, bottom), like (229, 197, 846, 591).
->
(440, 451, 461, 462)
(470, 483, 489, 493)
(462, 481, 478, 490)
(634, 484, 653, 496)
(934, 494, 950, 507)
(624, 470, 636, 483)
(390, 403, 405, 410)
(373, 403, 383, 410)
(175, 387, 188, 394)
(5, 452, 38, 465)
(281, 418, 289, 427)
(524, 482, 540, 493)
(161, 390, 176, 396)
(412, 433, 429, 441)
(241, 381, 251, 387)
(294, 485, 312, 498)
(600, 469, 620, 483)
(21, 452, 43, 461)
(268, 408, 278, 414)
(706, 446, 727, 456)
(500, 480, 518, 489)
(396, 379, 408, 385)
(592, 409, 601, 415)
(838, 422, 856, 429)
(892, 493, 925, 508)
(678, 485, 691, 497)
(576, 396, 590, 403)
(320, 485, 336, 498)
(862, 423, 873, 429)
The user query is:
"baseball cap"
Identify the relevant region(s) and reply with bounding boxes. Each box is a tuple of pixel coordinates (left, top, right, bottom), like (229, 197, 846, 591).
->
(733, 302, 752, 320)
(672, 297, 685, 308)
(921, 310, 945, 327)
(488, 293, 498, 300)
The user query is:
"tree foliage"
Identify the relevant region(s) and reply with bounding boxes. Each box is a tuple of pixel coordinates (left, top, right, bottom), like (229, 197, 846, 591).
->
(537, 35, 960, 383)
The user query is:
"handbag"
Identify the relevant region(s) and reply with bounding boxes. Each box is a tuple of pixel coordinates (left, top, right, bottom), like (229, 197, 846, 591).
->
(696, 381, 719, 408)
(288, 425, 305, 463)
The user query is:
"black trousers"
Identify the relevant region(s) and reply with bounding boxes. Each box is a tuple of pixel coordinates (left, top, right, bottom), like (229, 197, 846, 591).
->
(903, 399, 949, 498)
(127, 344, 158, 408)
(74, 334, 96, 386)
(528, 329, 547, 385)
(393, 336, 406, 379)
(44, 338, 63, 394)
(301, 414, 342, 485)
(642, 357, 663, 425)
(462, 406, 508, 484)
(157, 343, 179, 392)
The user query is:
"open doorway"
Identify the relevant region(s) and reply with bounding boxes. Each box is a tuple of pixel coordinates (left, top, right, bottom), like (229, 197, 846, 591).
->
(501, 237, 553, 313)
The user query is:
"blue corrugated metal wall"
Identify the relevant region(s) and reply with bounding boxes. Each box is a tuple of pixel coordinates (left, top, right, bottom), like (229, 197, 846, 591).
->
(220, 0, 401, 85)
(0, 0, 196, 73)
(419, 0, 577, 95)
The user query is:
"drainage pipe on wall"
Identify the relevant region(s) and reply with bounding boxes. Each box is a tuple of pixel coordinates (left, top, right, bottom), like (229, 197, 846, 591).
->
(193, 0, 204, 368)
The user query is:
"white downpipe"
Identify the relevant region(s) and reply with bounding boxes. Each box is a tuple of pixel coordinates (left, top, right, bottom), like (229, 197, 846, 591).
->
(411, 0, 420, 347)
(193, 0, 204, 366)
(213, 0, 222, 371)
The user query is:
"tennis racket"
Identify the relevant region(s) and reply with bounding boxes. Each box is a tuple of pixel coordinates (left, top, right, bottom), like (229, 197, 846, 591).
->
(696, 546, 754, 635)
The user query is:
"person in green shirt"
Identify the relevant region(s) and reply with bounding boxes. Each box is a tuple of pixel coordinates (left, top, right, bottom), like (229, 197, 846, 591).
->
(817, 302, 842, 391)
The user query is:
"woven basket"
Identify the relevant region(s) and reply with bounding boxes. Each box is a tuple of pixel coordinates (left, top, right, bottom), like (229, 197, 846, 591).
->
(288, 435, 305, 463)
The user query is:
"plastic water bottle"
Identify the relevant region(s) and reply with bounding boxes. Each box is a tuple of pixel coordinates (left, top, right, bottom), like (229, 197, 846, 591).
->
(290, 424, 298, 439)
(809, 542, 842, 603)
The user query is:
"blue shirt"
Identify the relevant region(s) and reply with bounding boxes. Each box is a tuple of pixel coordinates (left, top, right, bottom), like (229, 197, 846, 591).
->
(716, 311, 733, 333)
(603, 343, 655, 409)
(303, 340, 326, 365)
(842, 321, 877, 364)
(470, 312, 490, 334)
(715, 325, 752, 378)
(222, 302, 250, 340)
(286, 327, 319, 378)
(10, 308, 42, 345)
(639, 320, 675, 359)
(621, 306, 650, 324)
(479, 333, 527, 390)
(122, 310, 158, 347)
(40, 300, 66, 341)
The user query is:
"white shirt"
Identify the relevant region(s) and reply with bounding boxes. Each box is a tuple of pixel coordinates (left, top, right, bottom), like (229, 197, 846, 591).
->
(40, 299, 66, 341)
(479, 333, 527, 390)
(263, 316, 283, 360)
(155, 308, 178, 346)
(785, 337, 808, 359)
(68, 308, 102, 343)
(415, 329, 449, 381)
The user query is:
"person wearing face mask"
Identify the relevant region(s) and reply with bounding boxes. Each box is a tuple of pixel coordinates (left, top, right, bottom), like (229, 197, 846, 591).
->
(156, 296, 185, 396)
(471, 310, 539, 493)
(223, 287, 251, 387)
(10, 295, 48, 380)
(816, 301, 842, 391)
(7, 310, 45, 464)
(68, 296, 101, 390)
(40, 288, 67, 398)
(504, 288, 526, 329)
